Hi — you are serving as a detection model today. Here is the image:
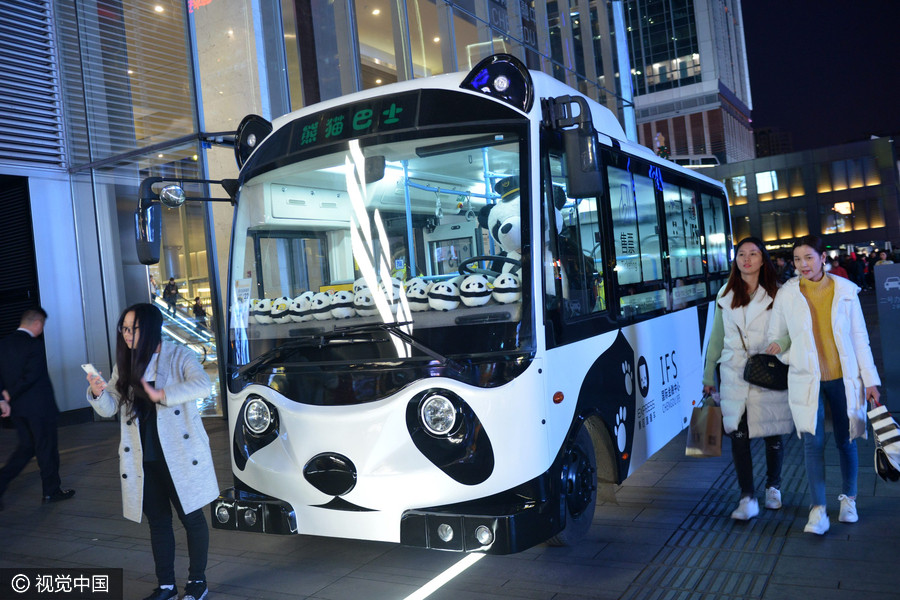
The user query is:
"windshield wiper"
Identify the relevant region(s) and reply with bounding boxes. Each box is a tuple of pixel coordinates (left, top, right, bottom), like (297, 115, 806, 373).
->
(236, 336, 367, 378)
(331, 321, 467, 373)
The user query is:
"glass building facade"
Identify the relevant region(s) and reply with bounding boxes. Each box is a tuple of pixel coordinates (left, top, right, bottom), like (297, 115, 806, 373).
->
(0, 0, 769, 416)
(709, 137, 900, 254)
(0, 0, 644, 416)
(626, 0, 755, 166)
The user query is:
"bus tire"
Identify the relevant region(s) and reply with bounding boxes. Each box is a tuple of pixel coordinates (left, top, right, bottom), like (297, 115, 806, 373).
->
(546, 424, 597, 546)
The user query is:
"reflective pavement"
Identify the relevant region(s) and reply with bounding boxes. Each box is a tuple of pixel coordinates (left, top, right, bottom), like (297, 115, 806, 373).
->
(0, 291, 896, 599)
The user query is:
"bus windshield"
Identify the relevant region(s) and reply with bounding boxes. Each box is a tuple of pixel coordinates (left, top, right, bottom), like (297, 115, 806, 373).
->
(228, 123, 534, 399)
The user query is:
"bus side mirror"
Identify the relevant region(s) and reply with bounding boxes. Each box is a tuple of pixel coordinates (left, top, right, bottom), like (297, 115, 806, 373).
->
(545, 95, 604, 199)
(135, 202, 162, 265)
(563, 125, 603, 198)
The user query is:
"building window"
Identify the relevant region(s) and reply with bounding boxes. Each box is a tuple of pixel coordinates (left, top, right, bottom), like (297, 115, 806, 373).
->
(407, 0, 445, 77)
(817, 158, 881, 194)
(356, 0, 398, 88)
(821, 201, 855, 234)
(733, 214, 750, 242)
(870, 197, 886, 228)
(863, 156, 881, 186)
(726, 175, 747, 206)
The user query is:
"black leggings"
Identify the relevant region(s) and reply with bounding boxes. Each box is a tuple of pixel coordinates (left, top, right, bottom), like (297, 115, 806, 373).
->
(142, 460, 209, 585)
(730, 411, 784, 497)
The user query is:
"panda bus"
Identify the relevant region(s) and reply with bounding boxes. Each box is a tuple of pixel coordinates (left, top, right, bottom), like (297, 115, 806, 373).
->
(137, 54, 732, 554)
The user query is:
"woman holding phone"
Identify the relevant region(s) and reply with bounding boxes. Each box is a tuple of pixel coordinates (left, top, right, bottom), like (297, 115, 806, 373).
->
(86, 303, 217, 600)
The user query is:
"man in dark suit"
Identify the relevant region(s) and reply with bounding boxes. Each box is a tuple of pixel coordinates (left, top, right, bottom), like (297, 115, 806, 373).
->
(0, 307, 74, 510)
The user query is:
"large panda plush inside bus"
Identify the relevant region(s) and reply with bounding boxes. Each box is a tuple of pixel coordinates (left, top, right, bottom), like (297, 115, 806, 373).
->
(479, 175, 569, 277)
(478, 176, 524, 275)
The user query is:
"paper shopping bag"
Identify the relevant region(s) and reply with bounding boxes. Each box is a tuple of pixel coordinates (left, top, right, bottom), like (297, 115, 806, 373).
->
(685, 404, 723, 457)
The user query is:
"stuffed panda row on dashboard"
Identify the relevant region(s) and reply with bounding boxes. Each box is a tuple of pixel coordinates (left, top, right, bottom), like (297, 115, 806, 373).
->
(247, 273, 522, 324)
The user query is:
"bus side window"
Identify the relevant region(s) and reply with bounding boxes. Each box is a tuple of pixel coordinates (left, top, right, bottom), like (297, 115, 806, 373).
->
(547, 171, 605, 319)
(606, 164, 666, 316)
(662, 183, 705, 310)
(701, 190, 731, 294)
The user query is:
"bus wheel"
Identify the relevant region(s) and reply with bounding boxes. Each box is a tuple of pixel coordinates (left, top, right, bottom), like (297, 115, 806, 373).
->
(547, 425, 597, 546)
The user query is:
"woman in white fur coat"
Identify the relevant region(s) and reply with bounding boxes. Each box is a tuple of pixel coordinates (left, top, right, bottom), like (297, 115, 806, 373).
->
(86, 303, 217, 600)
(703, 237, 792, 521)
(765, 235, 881, 536)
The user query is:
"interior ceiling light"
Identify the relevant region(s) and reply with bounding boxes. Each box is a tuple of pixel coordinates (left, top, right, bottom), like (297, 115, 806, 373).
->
(154, 5, 164, 12)
(372, 8, 380, 14)
(433, 36, 440, 43)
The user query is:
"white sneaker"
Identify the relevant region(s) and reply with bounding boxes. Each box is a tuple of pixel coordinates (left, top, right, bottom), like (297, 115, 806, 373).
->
(765, 487, 782, 510)
(730, 497, 759, 520)
(838, 494, 858, 523)
(803, 505, 830, 534)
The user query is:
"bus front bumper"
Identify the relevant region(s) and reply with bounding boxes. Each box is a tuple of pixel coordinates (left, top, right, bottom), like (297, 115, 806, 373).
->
(400, 491, 558, 554)
(210, 488, 298, 535)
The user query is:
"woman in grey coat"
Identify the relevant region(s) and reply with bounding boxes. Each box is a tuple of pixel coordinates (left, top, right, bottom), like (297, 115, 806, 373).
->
(87, 303, 218, 600)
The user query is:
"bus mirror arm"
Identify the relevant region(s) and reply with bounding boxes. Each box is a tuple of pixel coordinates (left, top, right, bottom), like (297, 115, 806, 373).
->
(134, 176, 239, 265)
(543, 96, 604, 199)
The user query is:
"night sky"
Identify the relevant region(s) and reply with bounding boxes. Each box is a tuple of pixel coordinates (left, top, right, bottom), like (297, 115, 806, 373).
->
(741, 1, 900, 152)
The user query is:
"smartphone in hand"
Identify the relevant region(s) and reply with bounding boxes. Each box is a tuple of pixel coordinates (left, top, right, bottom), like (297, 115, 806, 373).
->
(81, 363, 105, 382)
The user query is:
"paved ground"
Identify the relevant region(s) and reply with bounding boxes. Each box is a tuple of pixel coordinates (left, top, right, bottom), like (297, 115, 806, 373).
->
(0, 291, 897, 600)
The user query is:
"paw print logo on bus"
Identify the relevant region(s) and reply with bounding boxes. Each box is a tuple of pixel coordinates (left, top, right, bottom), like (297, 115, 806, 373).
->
(614, 407, 627, 452)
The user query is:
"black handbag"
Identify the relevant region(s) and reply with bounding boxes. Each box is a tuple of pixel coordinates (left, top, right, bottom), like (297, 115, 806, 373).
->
(736, 326, 789, 390)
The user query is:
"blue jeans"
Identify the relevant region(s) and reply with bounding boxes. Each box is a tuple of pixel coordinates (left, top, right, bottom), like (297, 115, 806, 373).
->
(801, 378, 858, 506)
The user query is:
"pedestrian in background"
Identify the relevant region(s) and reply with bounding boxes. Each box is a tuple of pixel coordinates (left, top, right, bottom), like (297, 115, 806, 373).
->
(775, 254, 794, 285)
(162, 278, 179, 316)
(766, 234, 881, 535)
(192, 297, 208, 332)
(0, 308, 75, 510)
(86, 303, 217, 600)
(829, 258, 848, 279)
(703, 238, 792, 520)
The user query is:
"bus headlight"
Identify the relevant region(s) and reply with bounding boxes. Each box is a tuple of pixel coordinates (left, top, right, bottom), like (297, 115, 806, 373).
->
(244, 397, 272, 434)
(419, 394, 457, 436)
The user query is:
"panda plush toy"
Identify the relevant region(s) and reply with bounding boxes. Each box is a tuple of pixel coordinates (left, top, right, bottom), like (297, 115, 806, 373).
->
(253, 298, 274, 324)
(381, 277, 404, 312)
(459, 274, 492, 307)
(310, 292, 333, 320)
(354, 287, 379, 316)
(330, 290, 356, 319)
(428, 280, 460, 311)
(478, 176, 523, 275)
(404, 277, 431, 312)
(478, 176, 569, 277)
(270, 296, 292, 323)
(492, 273, 521, 304)
(289, 293, 313, 322)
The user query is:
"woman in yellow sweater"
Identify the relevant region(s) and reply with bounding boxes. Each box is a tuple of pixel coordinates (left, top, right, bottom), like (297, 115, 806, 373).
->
(766, 235, 881, 535)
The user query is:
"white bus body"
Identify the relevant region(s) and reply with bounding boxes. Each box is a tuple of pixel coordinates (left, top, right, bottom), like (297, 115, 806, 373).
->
(207, 55, 732, 554)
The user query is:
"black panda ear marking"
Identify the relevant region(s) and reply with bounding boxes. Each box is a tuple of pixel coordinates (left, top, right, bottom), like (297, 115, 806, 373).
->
(478, 204, 492, 229)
